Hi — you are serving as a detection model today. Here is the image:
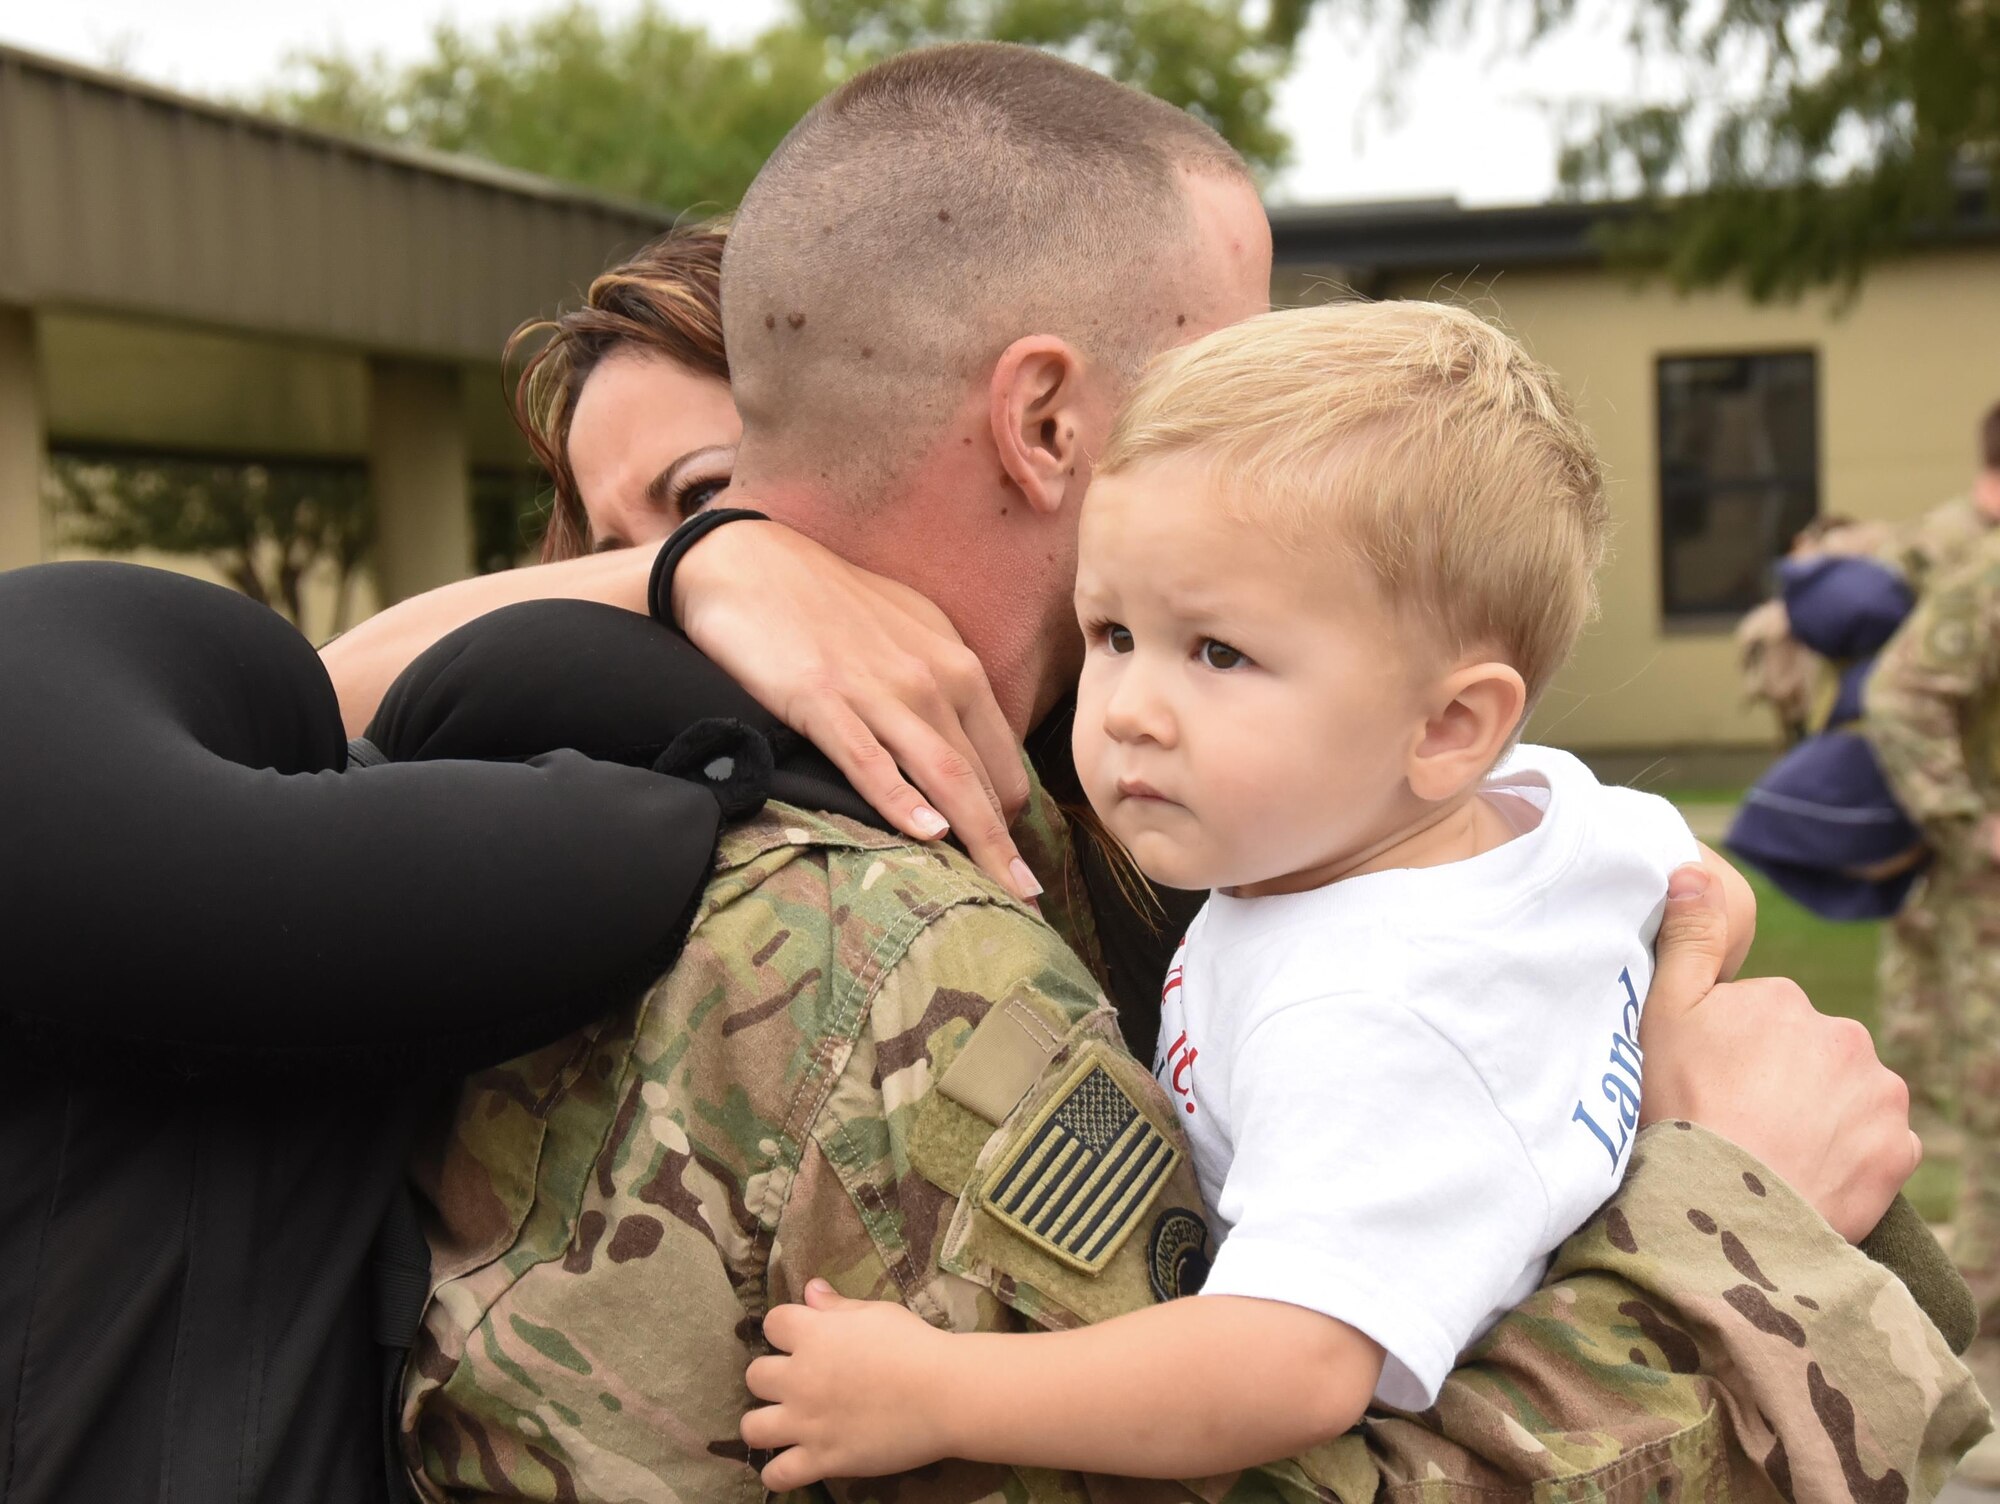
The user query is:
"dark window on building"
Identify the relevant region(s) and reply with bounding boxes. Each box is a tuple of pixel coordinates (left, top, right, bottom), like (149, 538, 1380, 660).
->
(471, 465, 552, 573)
(45, 445, 373, 631)
(1657, 351, 1819, 622)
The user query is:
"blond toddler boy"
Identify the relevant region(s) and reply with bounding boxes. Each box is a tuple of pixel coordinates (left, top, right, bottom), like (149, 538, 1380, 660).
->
(740, 301, 1756, 1484)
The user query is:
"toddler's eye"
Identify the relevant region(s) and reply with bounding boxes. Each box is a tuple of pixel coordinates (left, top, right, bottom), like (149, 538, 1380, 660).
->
(1199, 639, 1247, 670)
(1106, 625, 1134, 655)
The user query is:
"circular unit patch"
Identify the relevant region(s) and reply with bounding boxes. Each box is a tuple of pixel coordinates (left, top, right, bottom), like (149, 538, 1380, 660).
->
(1147, 1208, 1211, 1302)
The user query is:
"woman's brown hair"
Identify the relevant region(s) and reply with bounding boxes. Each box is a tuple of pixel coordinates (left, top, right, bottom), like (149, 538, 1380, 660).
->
(506, 218, 730, 562)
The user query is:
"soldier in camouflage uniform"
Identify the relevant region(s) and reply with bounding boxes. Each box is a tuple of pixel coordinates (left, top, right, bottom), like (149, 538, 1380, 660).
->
(402, 774, 1985, 1502)
(1872, 458, 2000, 1112)
(1868, 508, 2000, 1333)
(1885, 492, 1997, 600)
(1736, 458, 2000, 1115)
(1732, 501, 1978, 1106)
(401, 46, 1984, 1503)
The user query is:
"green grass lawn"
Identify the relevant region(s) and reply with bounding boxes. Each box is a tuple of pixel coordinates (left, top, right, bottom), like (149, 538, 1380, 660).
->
(1733, 866, 1882, 1030)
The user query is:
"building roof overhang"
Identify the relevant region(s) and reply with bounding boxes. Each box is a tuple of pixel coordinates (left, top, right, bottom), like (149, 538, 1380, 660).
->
(1269, 173, 1999, 280)
(0, 43, 676, 363)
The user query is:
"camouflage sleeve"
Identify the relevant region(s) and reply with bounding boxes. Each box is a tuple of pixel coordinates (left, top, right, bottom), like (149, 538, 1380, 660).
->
(771, 899, 1165, 1503)
(786, 900, 1348, 1504)
(1865, 560, 2000, 833)
(780, 906, 1989, 1503)
(1361, 1123, 1989, 1501)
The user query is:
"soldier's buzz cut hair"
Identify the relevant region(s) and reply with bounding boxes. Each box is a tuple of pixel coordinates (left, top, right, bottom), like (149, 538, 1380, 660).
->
(1983, 399, 2000, 472)
(722, 42, 1253, 499)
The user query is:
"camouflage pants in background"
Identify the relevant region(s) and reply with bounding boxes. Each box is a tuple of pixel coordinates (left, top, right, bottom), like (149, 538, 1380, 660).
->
(1939, 854, 2000, 1323)
(1880, 870, 1959, 1119)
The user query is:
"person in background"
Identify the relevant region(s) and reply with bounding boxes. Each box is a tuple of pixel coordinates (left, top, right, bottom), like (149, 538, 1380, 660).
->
(1735, 515, 1888, 748)
(1732, 410, 2000, 1119)
(1867, 398, 2000, 1485)
(1871, 403, 2000, 1126)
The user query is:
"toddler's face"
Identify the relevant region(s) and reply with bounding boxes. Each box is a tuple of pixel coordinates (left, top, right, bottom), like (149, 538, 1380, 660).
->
(1072, 452, 1435, 894)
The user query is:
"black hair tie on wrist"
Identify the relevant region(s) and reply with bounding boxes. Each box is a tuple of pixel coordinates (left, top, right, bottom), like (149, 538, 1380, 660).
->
(647, 507, 771, 627)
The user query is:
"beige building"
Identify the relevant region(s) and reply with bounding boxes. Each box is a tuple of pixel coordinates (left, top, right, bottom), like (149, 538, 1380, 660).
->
(1272, 198, 2000, 766)
(0, 43, 672, 636)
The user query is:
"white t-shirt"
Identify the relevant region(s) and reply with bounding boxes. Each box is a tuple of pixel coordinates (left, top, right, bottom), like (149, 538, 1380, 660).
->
(1151, 744, 1699, 1411)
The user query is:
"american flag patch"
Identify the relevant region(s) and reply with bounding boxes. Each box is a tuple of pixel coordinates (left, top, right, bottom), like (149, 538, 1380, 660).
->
(982, 1052, 1181, 1273)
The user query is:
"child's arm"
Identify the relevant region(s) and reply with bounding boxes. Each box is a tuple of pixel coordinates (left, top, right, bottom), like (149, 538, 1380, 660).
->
(1695, 843, 1758, 980)
(742, 1279, 1382, 1490)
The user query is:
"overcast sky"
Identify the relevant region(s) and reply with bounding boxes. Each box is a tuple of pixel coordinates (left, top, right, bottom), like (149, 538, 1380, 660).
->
(0, 0, 1665, 207)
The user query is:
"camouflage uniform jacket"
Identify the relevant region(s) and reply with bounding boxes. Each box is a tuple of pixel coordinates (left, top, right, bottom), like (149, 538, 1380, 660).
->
(1883, 494, 1993, 595)
(1867, 531, 2000, 845)
(402, 781, 1986, 1503)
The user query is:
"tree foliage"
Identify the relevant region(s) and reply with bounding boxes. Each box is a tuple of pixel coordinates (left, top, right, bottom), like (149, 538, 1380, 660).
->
(261, 0, 1294, 212)
(268, 11, 838, 214)
(796, 0, 1291, 169)
(47, 453, 374, 629)
(1271, 0, 2000, 300)
(264, 0, 1995, 298)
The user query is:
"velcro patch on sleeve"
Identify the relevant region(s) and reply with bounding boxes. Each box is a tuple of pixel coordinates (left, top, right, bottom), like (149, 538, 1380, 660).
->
(979, 1046, 1182, 1274)
(937, 991, 1065, 1125)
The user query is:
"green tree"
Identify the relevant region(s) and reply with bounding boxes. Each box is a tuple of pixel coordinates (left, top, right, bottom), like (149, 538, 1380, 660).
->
(261, 0, 1294, 212)
(796, 0, 1291, 169)
(267, 10, 838, 213)
(47, 453, 375, 630)
(1266, 0, 1999, 301)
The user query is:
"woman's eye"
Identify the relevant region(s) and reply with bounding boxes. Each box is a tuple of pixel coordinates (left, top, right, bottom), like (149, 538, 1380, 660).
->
(1105, 624, 1134, 655)
(1199, 639, 1246, 670)
(675, 477, 729, 517)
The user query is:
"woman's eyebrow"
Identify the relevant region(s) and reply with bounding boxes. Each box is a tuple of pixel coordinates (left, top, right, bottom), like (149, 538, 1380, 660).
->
(644, 445, 734, 506)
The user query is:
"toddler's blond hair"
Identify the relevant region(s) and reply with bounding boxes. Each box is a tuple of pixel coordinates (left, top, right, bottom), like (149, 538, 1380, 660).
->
(1100, 300, 1607, 708)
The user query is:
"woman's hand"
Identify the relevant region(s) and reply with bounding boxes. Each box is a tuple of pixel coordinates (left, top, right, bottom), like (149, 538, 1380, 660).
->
(672, 520, 1039, 900)
(1639, 863, 1919, 1242)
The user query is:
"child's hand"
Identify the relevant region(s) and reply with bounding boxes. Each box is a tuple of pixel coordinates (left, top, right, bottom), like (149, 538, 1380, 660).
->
(742, 1278, 958, 1490)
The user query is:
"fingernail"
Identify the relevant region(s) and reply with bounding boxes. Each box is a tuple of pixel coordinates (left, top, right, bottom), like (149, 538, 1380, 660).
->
(911, 806, 949, 839)
(1010, 858, 1044, 900)
(808, 1278, 832, 1296)
(1667, 866, 1710, 900)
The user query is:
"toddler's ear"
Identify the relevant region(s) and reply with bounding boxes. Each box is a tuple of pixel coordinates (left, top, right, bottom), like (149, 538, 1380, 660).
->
(1408, 661, 1526, 803)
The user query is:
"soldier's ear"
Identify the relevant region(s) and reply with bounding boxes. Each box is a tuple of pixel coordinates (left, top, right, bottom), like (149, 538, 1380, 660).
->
(989, 337, 1094, 516)
(1407, 661, 1525, 804)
